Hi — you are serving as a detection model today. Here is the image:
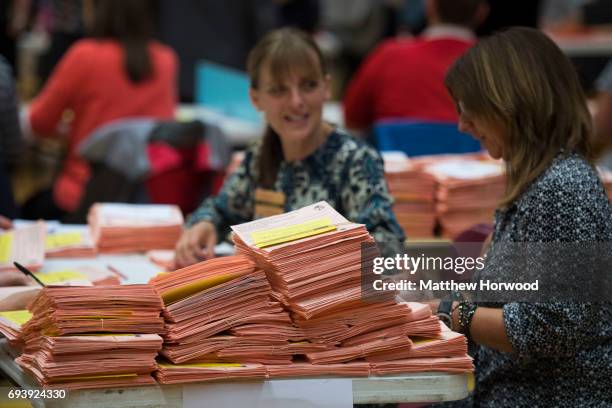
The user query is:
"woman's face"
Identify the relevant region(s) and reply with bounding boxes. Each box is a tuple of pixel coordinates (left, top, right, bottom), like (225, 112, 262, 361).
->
(458, 102, 506, 160)
(249, 58, 330, 147)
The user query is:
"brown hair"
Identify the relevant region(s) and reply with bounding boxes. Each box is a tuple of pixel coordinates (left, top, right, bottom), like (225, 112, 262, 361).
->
(89, 0, 154, 83)
(445, 27, 593, 207)
(246, 28, 328, 188)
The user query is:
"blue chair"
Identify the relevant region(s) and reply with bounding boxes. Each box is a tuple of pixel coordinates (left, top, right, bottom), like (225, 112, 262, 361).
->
(373, 120, 481, 156)
(195, 61, 261, 123)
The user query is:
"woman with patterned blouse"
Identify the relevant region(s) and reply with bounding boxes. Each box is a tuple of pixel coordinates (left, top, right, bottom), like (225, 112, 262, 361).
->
(175, 28, 405, 268)
(433, 27, 612, 406)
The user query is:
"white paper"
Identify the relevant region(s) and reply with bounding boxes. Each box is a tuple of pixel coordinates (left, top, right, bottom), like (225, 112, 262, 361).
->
(230, 201, 349, 246)
(183, 379, 352, 408)
(97, 203, 183, 226)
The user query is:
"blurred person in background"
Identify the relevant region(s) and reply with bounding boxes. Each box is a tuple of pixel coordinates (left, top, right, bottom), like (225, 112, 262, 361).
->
(37, 0, 85, 85)
(0, 54, 23, 219)
(175, 28, 404, 267)
(343, 0, 488, 133)
(21, 0, 177, 220)
(156, 0, 277, 102)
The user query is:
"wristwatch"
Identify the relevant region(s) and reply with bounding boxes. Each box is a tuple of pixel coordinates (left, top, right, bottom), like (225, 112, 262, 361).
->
(436, 298, 453, 329)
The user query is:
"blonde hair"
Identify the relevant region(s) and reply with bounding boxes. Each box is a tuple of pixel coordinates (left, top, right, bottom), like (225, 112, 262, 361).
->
(445, 27, 593, 207)
(246, 28, 328, 188)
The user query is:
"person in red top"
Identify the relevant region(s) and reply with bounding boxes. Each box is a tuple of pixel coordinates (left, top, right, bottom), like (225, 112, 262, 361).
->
(343, 0, 487, 132)
(24, 0, 177, 220)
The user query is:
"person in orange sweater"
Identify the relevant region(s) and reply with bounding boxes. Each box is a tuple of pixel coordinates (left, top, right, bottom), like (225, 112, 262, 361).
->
(23, 0, 177, 220)
(343, 0, 487, 133)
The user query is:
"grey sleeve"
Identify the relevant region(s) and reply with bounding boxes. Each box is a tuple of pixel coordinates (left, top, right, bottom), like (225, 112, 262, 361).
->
(0, 57, 23, 168)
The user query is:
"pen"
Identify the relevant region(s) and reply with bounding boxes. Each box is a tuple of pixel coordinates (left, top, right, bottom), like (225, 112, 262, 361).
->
(13, 262, 46, 287)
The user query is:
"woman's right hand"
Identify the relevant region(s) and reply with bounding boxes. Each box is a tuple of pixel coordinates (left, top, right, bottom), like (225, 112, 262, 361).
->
(174, 221, 218, 268)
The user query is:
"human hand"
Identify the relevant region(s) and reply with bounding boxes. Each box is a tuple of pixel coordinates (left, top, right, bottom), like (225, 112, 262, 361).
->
(425, 299, 440, 315)
(174, 221, 217, 268)
(0, 215, 13, 230)
(0, 271, 30, 286)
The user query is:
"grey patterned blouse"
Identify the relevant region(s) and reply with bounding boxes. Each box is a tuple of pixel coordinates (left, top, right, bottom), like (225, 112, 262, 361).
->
(464, 152, 612, 407)
(187, 129, 406, 246)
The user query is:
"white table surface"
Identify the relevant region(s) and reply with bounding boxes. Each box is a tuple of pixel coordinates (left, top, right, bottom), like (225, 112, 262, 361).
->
(0, 340, 470, 408)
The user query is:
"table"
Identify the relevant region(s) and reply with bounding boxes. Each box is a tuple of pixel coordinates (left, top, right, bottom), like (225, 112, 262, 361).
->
(0, 340, 470, 408)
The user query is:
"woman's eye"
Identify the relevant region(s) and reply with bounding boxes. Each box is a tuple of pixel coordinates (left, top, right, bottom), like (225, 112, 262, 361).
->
(268, 86, 286, 96)
(301, 80, 318, 91)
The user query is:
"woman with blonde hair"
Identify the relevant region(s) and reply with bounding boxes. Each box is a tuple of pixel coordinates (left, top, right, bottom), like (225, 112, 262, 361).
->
(175, 28, 404, 267)
(432, 27, 612, 406)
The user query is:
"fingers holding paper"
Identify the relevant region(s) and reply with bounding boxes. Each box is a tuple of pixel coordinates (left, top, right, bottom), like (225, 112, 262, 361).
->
(174, 221, 217, 268)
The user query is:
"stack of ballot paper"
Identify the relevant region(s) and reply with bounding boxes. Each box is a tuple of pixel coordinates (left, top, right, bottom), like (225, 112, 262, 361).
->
(0, 309, 32, 349)
(88, 203, 184, 253)
(150, 256, 303, 367)
(34, 266, 120, 286)
(383, 152, 437, 238)
(231, 201, 380, 320)
(45, 226, 96, 258)
(16, 285, 165, 389)
(422, 155, 505, 239)
(0, 221, 46, 271)
(150, 202, 473, 382)
(17, 334, 163, 390)
(156, 362, 267, 384)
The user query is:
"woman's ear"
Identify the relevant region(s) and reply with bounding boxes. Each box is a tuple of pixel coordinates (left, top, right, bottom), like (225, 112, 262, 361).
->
(249, 88, 262, 111)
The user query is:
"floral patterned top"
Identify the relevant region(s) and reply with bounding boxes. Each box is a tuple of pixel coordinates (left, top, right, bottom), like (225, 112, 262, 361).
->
(187, 129, 406, 247)
(449, 152, 612, 407)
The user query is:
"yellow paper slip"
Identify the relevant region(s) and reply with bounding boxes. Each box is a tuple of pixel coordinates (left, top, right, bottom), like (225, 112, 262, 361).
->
(159, 362, 243, 369)
(57, 373, 138, 381)
(34, 270, 88, 284)
(161, 273, 242, 304)
(0, 233, 13, 263)
(0, 310, 32, 326)
(45, 232, 83, 250)
(251, 217, 336, 248)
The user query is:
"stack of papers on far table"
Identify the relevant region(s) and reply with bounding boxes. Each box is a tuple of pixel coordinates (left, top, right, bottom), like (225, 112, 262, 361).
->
(45, 225, 96, 258)
(0, 221, 46, 271)
(88, 203, 184, 253)
(383, 152, 437, 238)
(16, 285, 165, 390)
(424, 156, 504, 239)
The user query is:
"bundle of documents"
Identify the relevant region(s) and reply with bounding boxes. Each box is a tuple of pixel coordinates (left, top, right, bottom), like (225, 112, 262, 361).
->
(17, 334, 163, 390)
(0, 221, 46, 271)
(231, 201, 376, 320)
(266, 361, 371, 378)
(151, 257, 300, 365)
(21, 285, 165, 338)
(369, 356, 474, 374)
(424, 157, 504, 239)
(0, 309, 32, 349)
(88, 203, 184, 253)
(15, 285, 165, 389)
(156, 362, 267, 384)
(366, 322, 467, 361)
(45, 226, 96, 258)
(383, 152, 437, 238)
(34, 266, 120, 286)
